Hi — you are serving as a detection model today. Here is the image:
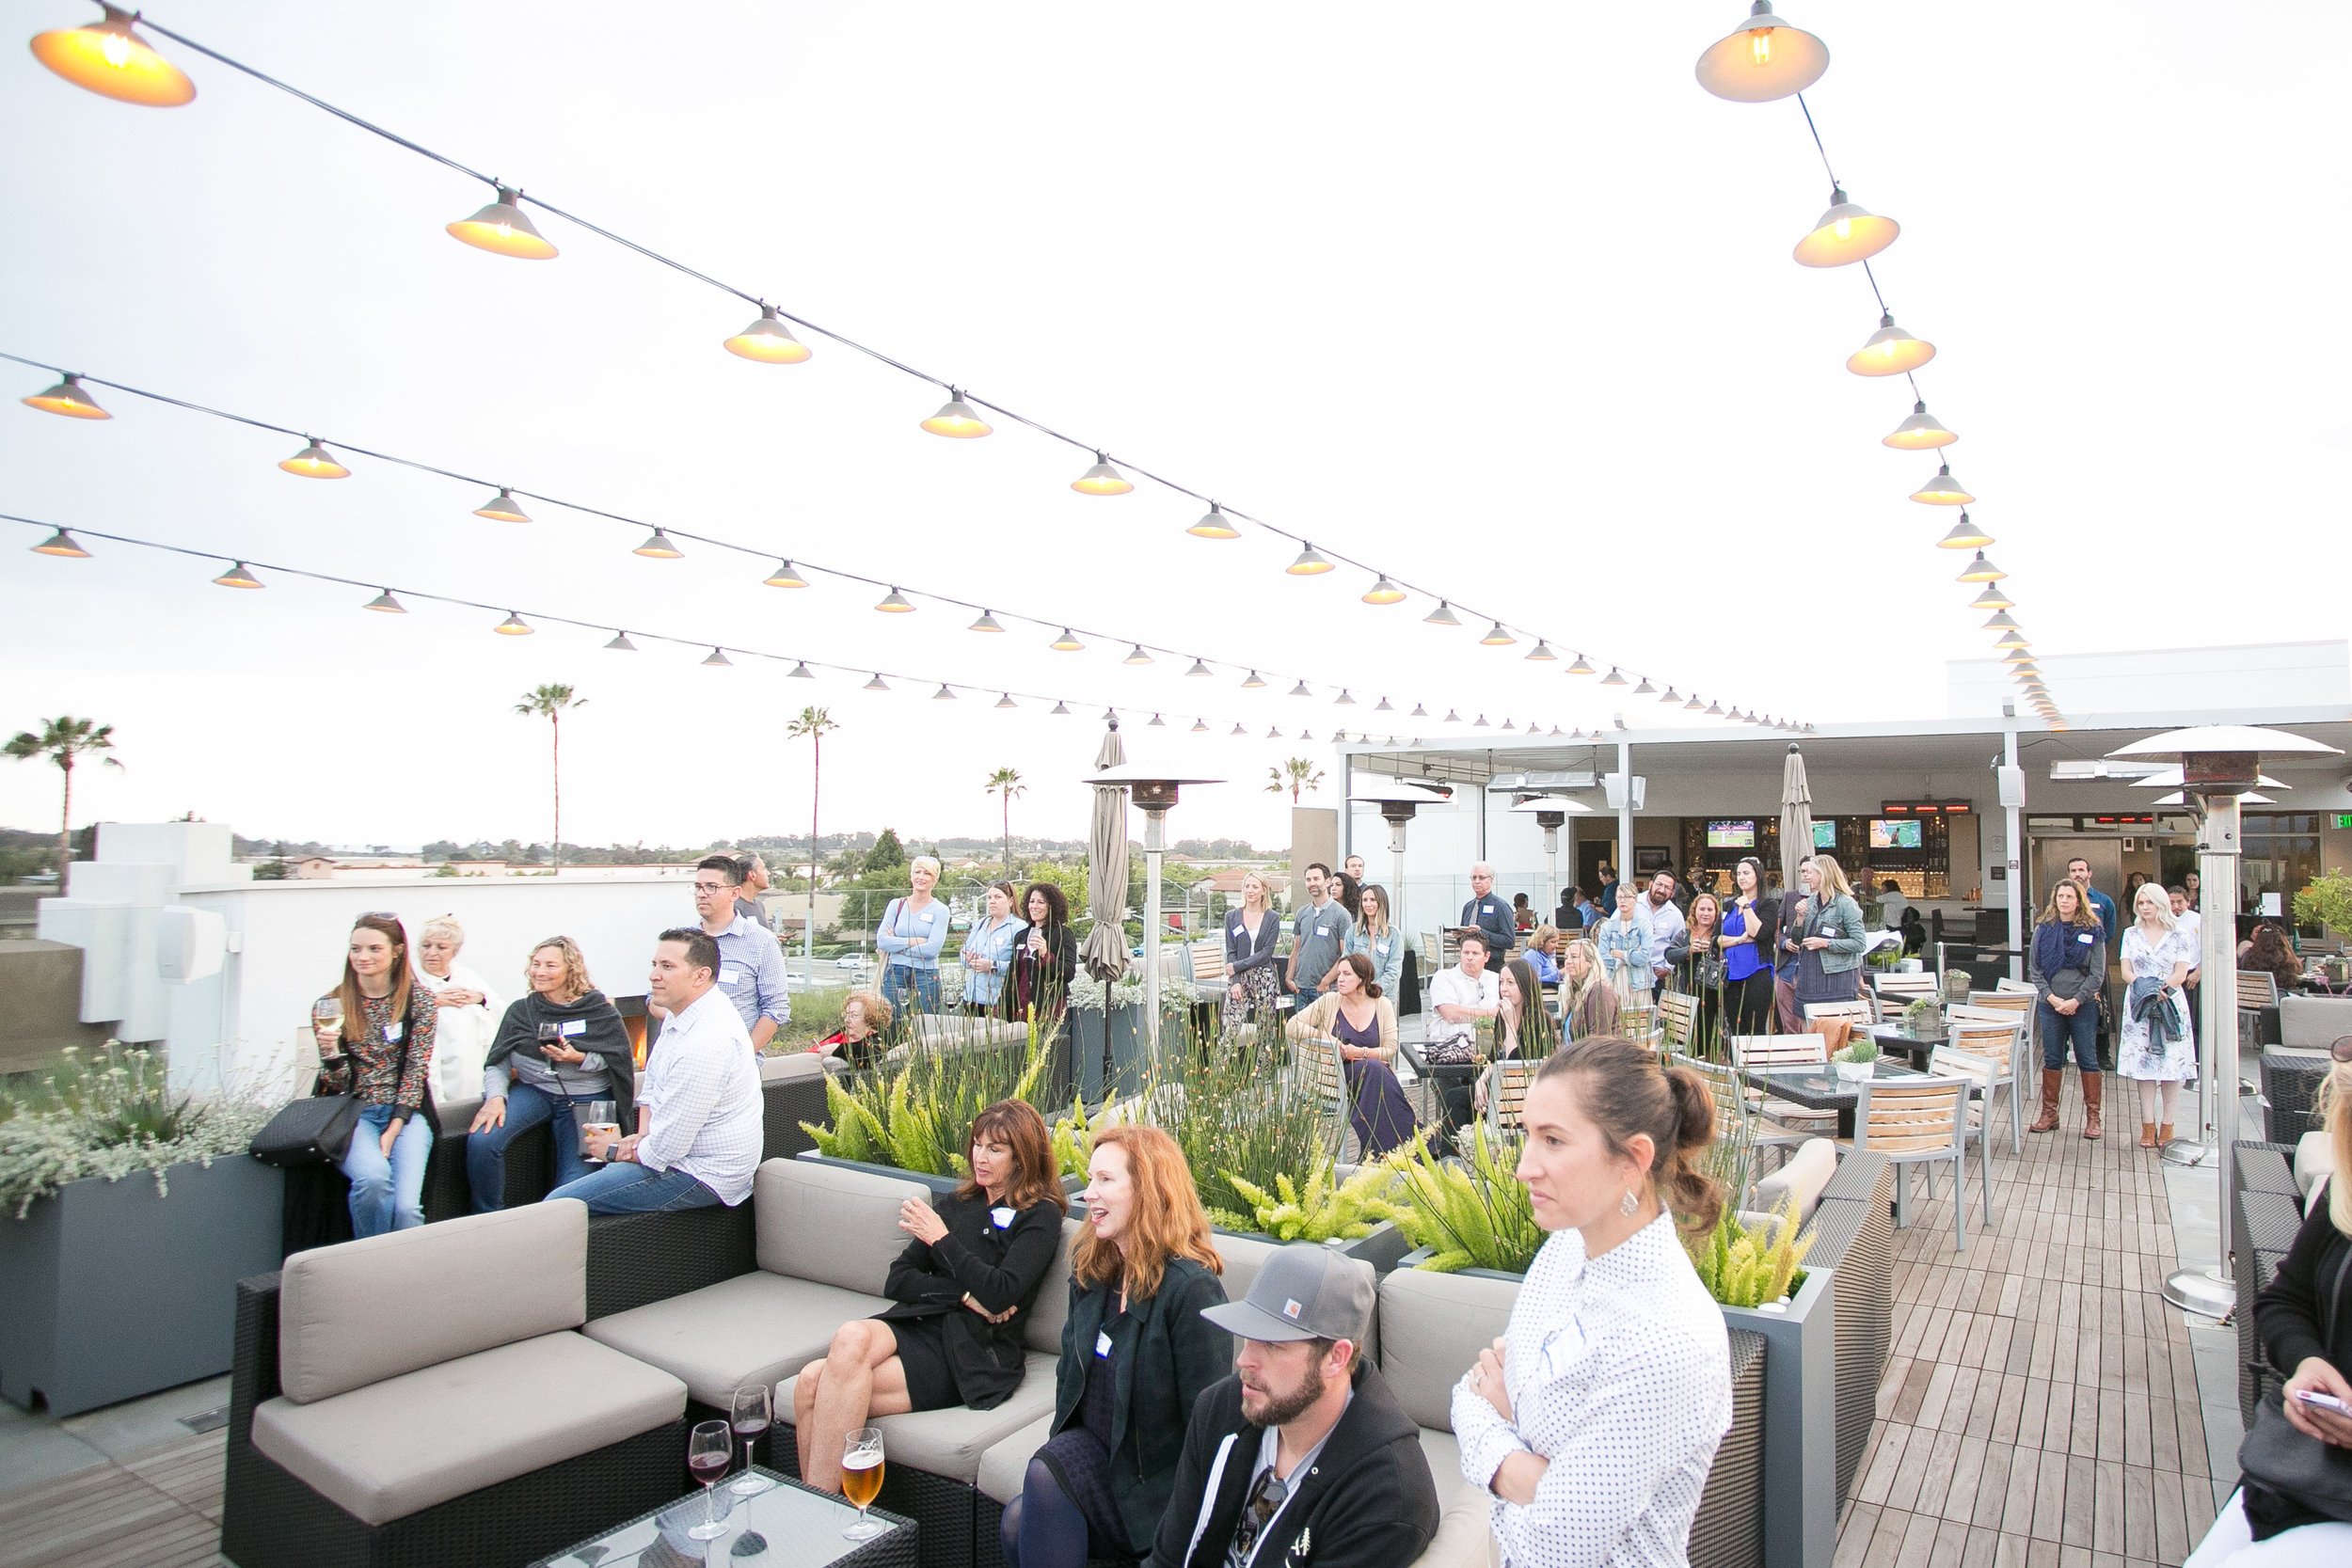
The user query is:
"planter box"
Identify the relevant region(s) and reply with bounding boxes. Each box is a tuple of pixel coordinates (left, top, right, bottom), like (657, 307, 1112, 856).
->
(793, 1149, 963, 1198)
(1689, 1328, 1768, 1568)
(1395, 1243, 1528, 1283)
(1804, 1152, 1895, 1509)
(1213, 1219, 1412, 1275)
(1068, 1005, 1146, 1104)
(0, 1151, 283, 1416)
(1721, 1264, 1836, 1568)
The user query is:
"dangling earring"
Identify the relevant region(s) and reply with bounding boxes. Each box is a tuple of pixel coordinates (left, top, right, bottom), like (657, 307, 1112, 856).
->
(1619, 1188, 1639, 1217)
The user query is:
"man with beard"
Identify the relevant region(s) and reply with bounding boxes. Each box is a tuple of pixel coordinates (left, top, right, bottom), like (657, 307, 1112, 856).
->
(1146, 1245, 1437, 1568)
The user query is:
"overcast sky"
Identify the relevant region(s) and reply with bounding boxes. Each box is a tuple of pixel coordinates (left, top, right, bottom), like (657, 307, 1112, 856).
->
(2, 2, 2344, 851)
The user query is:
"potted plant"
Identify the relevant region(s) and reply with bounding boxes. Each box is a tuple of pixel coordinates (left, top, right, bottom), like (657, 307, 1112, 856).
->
(799, 1023, 1055, 1196)
(1387, 1127, 1542, 1279)
(1216, 1162, 1413, 1274)
(1901, 994, 1942, 1037)
(1831, 1037, 1878, 1083)
(2293, 870, 2352, 944)
(1067, 966, 1152, 1103)
(0, 1044, 283, 1416)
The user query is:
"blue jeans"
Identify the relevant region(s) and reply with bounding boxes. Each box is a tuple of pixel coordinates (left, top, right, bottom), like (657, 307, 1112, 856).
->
(341, 1102, 433, 1237)
(546, 1161, 719, 1214)
(466, 1082, 601, 1212)
(883, 964, 942, 1014)
(2038, 998, 2100, 1072)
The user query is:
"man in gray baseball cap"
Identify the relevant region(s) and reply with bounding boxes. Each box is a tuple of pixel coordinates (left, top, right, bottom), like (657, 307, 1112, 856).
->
(1146, 1244, 1437, 1568)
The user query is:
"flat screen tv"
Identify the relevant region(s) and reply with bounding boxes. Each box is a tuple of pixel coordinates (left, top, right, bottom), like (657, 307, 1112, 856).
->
(1869, 818, 1923, 850)
(1706, 819, 1756, 848)
(1813, 820, 1836, 848)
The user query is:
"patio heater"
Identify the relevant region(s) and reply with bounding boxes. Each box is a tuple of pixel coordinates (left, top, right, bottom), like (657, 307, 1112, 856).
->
(2106, 725, 2339, 1318)
(1348, 777, 1454, 943)
(1081, 765, 1221, 1062)
(1513, 795, 1593, 912)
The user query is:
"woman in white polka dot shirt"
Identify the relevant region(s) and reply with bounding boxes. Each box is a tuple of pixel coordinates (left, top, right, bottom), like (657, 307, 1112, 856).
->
(1451, 1037, 1735, 1567)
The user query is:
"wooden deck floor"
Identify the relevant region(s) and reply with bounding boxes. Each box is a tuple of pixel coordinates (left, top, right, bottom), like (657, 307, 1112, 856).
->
(0, 1071, 2229, 1568)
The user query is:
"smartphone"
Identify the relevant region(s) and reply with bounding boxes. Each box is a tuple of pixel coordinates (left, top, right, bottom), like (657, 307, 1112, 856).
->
(2293, 1387, 2352, 1415)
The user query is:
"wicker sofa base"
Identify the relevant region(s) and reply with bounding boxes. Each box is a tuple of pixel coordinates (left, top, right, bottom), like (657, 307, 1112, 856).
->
(1687, 1328, 1768, 1568)
(2231, 1141, 2308, 1427)
(771, 1429, 982, 1568)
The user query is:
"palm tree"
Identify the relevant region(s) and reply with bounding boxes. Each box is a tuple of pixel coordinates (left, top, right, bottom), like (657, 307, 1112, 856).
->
(513, 685, 585, 874)
(6, 716, 122, 873)
(787, 706, 839, 961)
(1265, 758, 1325, 804)
(985, 767, 1025, 869)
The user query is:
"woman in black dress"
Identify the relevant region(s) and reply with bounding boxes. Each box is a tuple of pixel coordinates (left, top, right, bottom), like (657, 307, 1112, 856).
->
(1009, 882, 1078, 1023)
(793, 1100, 1070, 1492)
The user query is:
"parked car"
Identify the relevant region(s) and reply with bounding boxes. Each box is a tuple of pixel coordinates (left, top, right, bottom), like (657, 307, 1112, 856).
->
(834, 953, 869, 971)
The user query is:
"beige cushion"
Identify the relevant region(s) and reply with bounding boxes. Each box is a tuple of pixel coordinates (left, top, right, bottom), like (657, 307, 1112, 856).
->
(1376, 1268, 1519, 1431)
(779, 1354, 1057, 1484)
(1022, 1220, 1080, 1356)
(584, 1271, 890, 1408)
(977, 1413, 1056, 1505)
(251, 1330, 683, 1526)
(756, 1158, 927, 1291)
(279, 1201, 586, 1404)
(1411, 1428, 1496, 1568)
(2296, 1129, 2338, 1197)
(1751, 1138, 1839, 1221)
(435, 1097, 481, 1135)
(758, 1052, 827, 1085)
(2280, 991, 2352, 1049)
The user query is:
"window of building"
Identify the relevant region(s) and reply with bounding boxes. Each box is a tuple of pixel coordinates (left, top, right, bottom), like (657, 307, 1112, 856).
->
(2241, 812, 2320, 916)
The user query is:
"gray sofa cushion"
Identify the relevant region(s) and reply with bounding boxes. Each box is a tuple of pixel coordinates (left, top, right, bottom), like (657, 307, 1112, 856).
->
(1411, 1428, 1494, 1568)
(1375, 1267, 1520, 1431)
(977, 1414, 1056, 1505)
(1751, 1137, 1838, 1221)
(2296, 1129, 2338, 1198)
(779, 1354, 1057, 1484)
(2280, 990, 2352, 1049)
(584, 1271, 891, 1408)
(757, 1158, 927, 1291)
(251, 1330, 683, 1525)
(758, 1053, 826, 1085)
(279, 1200, 587, 1404)
(1021, 1219, 1079, 1356)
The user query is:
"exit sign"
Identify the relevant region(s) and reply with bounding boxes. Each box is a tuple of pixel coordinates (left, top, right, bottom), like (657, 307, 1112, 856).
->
(2334, 814, 2352, 830)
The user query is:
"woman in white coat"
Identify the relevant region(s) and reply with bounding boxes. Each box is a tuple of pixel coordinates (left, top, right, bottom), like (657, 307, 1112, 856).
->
(414, 915, 499, 1108)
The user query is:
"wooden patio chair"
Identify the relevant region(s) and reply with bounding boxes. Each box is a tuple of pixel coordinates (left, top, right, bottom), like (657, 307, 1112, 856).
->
(1942, 1018, 2024, 1153)
(1483, 1057, 1537, 1140)
(1675, 1053, 1815, 1170)
(1927, 1047, 2001, 1232)
(1727, 1033, 1837, 1133)
(1289, 1034, 1351, 1157)
(1846, 1074, 1974, 1249)
(1804, 999, 1875, 1033)
(1658, 990, 1700, 1054)
(1871, 972, 1940, 1022)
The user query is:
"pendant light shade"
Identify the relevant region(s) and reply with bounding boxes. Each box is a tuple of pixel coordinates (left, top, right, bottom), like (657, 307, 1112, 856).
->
(1982, 610, 2021, 632)
(363, 589, 405, 613)
(279, 439, 349, 479)
(933, 684, 956, 701)
(1706, 700, 1724, 716)
(1525, 641, 1557, 661)
(1694, 1, 1828, 102)
(633, 528, 683, 559)
(1070, 453, 1133, 496)
(703, 647, 734, 668)
(1185, 659, 1213, 677)
(1847, 312, 1935, 376)
(493, 610, 532, 634)
(1231, 722, 1247, 736)
(1288, 681, 1311, 698)
(763, 560, 809, 588)
(446, 186, 558, 260)
(22, 372, 109, 419)
(1661, 686, 1681, 704)
(1956, 550, 2005, 582)
(787, 660, 813, 677)
(1686, 692, 1707, 710)
(1968, 583, 2014, 610)
(1052, 702, 1071, 716)
(920, 391, 991, 438)
(31, 8, 196, 106)
(1566, 654, 1595, 676)
(213, 561, 263, 590)
(1479, 622, 1516, 647)
(1423, 601, 1461, 627)
(1334, 690, 1357, 706)
(1187, 502, 1240, 540)
(1443, 710, 1462, 724)
(1792, 186, 1898, 268)
(606, 631, 639, 652)
(1361, 575, 1406, 605)
(1633, 676, 1658, 695)
(723, 306, 811, 364)
(1241, 670, 1265, 689)
(1600, 667, 1629, 686)
(1147, 713, 1165, 727)
(864, 673, 889, 691)
(1410, 705, 1429, 719)
(1911, 462, 1974, 505)
(2002, 646, 2034, 664)
(968, 610, 1005, 632)
(1269, 725, 1284, 738)
(1936, 513, 1991, 549)
(1191, 718, 1208, 733)
(1501, 719, 1517, 732)
(1051, 628, 1084, 652)
(1883, 400, 1958, 451)
(473, 487, 531, 523)
(1286, 544, 1334, 576)
(1123, 644, 1152, 666)
(874, 587, 914, 612)
(1994, 626, 2028, 650)
(997, 693, 1018, 709)
(30, 528, 90, 558)
(1473, 715, 1490, 729)
(1375, 696, 1393, 712)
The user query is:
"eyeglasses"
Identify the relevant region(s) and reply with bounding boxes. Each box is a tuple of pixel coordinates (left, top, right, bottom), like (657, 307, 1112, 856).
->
(2330, 1036, 2352, 1064)
(692, 882, 734, 895)
(1232, 1467, 1289, 1561)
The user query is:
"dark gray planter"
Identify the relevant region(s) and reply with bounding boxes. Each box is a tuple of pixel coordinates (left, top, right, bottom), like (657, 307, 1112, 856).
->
(1214, 1219, 1412, 1274)
(1804, 1152, 1895, 1509)
(1069, 1005, 1146, 1103)
(0, 1151, 283, 1416)
(1721, 1263, 1836, 1568)
(1395, 1243, 1529, 1282)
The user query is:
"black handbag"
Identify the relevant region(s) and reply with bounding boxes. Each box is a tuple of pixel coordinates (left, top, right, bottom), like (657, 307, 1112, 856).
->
(2237, 1244, 2352, 1524)
(249, 1092, 359, 1167)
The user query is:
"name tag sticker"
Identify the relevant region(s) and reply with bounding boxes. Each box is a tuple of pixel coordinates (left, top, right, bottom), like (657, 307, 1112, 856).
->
(1318, 925, 1332, 938)
(992, 1206, 1016, 1230)
(720, 967, 745, 987)
(2077, 932, 2095, 944)
(383, 1022, 404, 1043)
(560, 1019, 587, 1037)
(1095, 1330, 1114, 1359)
(1538, 1319, 1591, 1383)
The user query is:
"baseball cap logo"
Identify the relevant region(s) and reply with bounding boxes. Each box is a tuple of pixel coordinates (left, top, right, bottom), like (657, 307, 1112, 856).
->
(1282, 1299, 1302, 1320)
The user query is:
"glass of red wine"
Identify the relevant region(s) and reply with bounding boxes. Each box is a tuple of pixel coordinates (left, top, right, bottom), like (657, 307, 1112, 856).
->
(728, 1384, 773, 1496)
(686, 1420, 732, 1541)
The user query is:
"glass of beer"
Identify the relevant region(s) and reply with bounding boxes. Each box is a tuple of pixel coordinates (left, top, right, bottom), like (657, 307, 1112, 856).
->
(840, 1427, 886, 1540)
(580, 1100, 618, 1164)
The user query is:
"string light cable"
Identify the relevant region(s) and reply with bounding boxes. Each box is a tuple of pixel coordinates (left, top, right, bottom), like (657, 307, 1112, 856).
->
(19, 6, 1802, 732)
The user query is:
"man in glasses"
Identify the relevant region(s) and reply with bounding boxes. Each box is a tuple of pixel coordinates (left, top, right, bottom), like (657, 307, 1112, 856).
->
(1147, 1245, 1438, 1568)
(670, 853, 790, 1051)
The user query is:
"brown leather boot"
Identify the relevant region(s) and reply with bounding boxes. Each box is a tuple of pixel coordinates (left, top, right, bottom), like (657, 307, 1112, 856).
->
(2080, 1072, 2104, 1140)
(2138, 1123, 2157, 1148)
(2030, 1069, 2062, 1132)
(2158, 1122, 2174, 1145)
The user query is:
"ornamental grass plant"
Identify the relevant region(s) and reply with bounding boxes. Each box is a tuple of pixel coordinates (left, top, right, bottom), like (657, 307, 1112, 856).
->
(1387, 1125, 1543, 1275)
(801, 1011, 1055, 1177)
(0, 1043, 278, 1218)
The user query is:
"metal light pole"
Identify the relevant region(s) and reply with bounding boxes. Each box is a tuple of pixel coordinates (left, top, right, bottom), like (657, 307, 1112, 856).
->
(2108, 725, 2340, 1317)
(1082, 767, 1220, 1064)
(1514, 796, 1593, 913)
(1348, 778, 1453, 945)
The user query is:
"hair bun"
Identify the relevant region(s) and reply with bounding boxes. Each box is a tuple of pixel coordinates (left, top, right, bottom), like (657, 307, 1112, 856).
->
(1363, 980, 1384, 1000)
(1664, 1065, 1713, 1150)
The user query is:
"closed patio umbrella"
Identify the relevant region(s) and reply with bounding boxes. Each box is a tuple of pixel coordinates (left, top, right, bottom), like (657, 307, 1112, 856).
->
(1779, 742, 1814, 898)
(1080, 723, 1131, 984)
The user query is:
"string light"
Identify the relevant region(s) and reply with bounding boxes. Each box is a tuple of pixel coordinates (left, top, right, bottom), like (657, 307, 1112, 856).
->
(1050, 627, 1084, 652)
(278, 438, 349, 479)
(787, 660, 812, 677)
(1410, 704, 1429, 719)
(703, 647, 733, 667)
(21, 372, 109, 420)
(1968, 583, 2014, 611)
(874, 587, 914, 613)
(1190, 718, 1208, 733)
(1600, 668, 1628, 687)
(864, 673, 889, 691)
(213, 561, 262, 589)
(1070, 453, 1133, 496)
(1479, 622, 1516, 647)
(1230, 722, 1247, 736)
(996, 693, 1017, 709)
(1184, 659, 1212, 677)
(1051, 702, 1071, 716)
(1122, 644, 1152, 666)
(1287, 681, 1311, 698)
(764, 560, 810, 589)
(1361, 576, 1406, 605)
(1661, 686, 1681, 704)
(723, 306, 811, 364)
(1936, 514, 1990, 549)
(473, 487, 531, 523)
(363, 589, 405, 613)
(1955, 551, 2005, 583)
(633, 528, 684, 559)
(1286, 544, 1333, 576)
(1147, 713, 1165, 726)
(30, 7, 195, 106)
(969, 610, 1005, 632)
(1375, 697, 1393, 712)
(607, 631, 639, 652)
(446, 186, 559, 261)
(920, 391, 991, 438)
(1693, 1, 1828, 102)
(1791, 185, 1897, 267)
(1883, 401, 1957, 451)
(30, 528, 90, 558)
(1241, 670, 1265, 689)
(493, 610, 532, 634)
(1993, 626, 2028, 650)
(1633, 676, 1658, 695)
(1187, 503, 1239, 540)
(1525, 641, 1556, 661)
(1846, 312, 1934, 376)
(1686, 693, 1707, 711)
(1334, 690, 1356, 705)
(1706, 700, 1724, 716)
(933, 684, 956, 700)
(1981, 610, 2021, 632)
(1910, 463, 1973, 505)
(1566, 654, 1595, 676)
(1473, 715, 1489, 728)
(1423, 602, 1461, 627)
(1443, 710, 1461, 724)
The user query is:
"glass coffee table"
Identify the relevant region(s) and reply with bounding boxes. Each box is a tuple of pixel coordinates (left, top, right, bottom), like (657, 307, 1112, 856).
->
(532, 1466, 915, 1567)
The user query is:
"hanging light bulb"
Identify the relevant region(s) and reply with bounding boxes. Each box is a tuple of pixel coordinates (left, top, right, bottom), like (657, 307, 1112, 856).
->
(1147, 712, 1166, 727)
(874, 587, 914, 613)
(1191, 718, 1209, 733)
(1241, 670, 1265, 689)
(1566, 654, 1596, 676)
(1792, 185, 1898, 267)
(1423, 601, 1461, 627)
(1846, 312, 1935, 377)
(704, 647, 734, 668)
(606, 631, 639, 652)
(1525, 641, 1558, 661)
(446, 185, 559, 260)
(363, 589, 405, 613)
(30, 528, 90, 558)
(1693, 1, 1828, 102)
(763, 560, 809, 589)
(1969, 583, 2014, 610)
(1982, 610, 2021, 632)
(1188, 502, 1240, 540)
(1686, 692, 1707, 711)
(633, 528, 684, 559)
(1286, 544, 1334, 576)
(967, 610, 1005, 633)
(1661, 686, 1681, 704)
(1410, 704, 1429, 719)
(1443, 710, 1462, 724)
(723, 306, 811, 364)
(1479, 622, 1516, 647)
(1936, 513, 1991, 549)
(1122, 644, 1152, 666)
(1052, 702, 1072, 716)
(492, 610, 532, 634)
(1634, 676, 1658, 695)
(1956, 551, 2005, 583)
(996, 693, 1018, 709)
(1375, 697, 1394, 713)
(864, 673, 889, 691)
(30, 7, 196, 105)
(1912, 463, 1974, 505)
(1993, 626, 2029, 650)
(1070, 452, 1133, 496)
(787, 660, 813, 677)
(1361, 575, 1406, 605)
(1883, 400, 1958, 451)
(473, 487, 531, 523)
(1501, 719, 1518, 732)
(1705, 700, 1724, 716)
(920, 390, 991, 438)
(21, 372, 109, 420)
(1184, 658, 1212, 677)
(278, 438, 349, 479)
(1288, 681, 1311, 698)
(1334, 690, 1357, 706)
(933, 684, 957, 701)
(1600, 667, 1628, 686)
(1231, 722, 1248, 736)
(212, 561, 263, 590)
(1050, 627, 1084, 652)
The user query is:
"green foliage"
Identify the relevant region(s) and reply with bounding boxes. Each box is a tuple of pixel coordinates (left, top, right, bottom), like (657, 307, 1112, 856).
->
(801, 1022, 1054, 1176)
(2293, 871, 2352, 936)
(1686, 1193, 1815, 1307)
(1902, 995, 1941, 1034)
(1048, 1095, 1095, 1182)
(867, 828, 906, 872)
(1834, 1036, 1879, 1064)
(1387, 1126, 1542, 1275)
(1140, 1017, 1331, 1221)
(0, 1044, 278, 1218)
(1223, 1162, 1402, 1243)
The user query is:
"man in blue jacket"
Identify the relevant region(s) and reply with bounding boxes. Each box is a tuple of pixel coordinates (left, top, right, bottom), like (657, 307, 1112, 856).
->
(2069, 857, 2119, 1070)
(1458, 862, 1516, 965)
